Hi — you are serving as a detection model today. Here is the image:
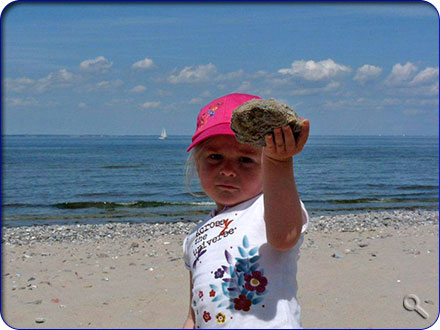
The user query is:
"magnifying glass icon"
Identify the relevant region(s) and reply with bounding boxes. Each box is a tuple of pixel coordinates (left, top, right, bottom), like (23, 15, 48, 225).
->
(403, 294, 429, 319)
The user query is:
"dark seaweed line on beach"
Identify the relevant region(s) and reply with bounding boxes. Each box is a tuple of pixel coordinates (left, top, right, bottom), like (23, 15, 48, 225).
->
(2, 195, 438, 211)
(2, 204, 438, 225)
(2, 200, 214, 210)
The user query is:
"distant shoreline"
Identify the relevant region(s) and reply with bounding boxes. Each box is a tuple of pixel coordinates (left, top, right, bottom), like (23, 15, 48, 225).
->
(3, 134, 439, 137)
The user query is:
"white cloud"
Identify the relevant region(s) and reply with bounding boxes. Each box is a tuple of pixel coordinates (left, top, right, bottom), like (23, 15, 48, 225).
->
(57, 68, 76, 81)
(168, 63, 217, 83)
(354, 64, 382, 84)
(405, 98, 439, 106)
(382, 98, 401, 105)
(157, 89, 173, 97)
(384, 62, 418, 86)
(214, 69, 244, 82)
(189, 97, 202, 104)
(105, 98, 134, 107)
(236, 81, 252, 93)
(129, 85, 146, 93)
(409, 67, 439, 86)
(188, 91, 212, 104)
(34, 69, 79, 92)
(132, 58, 155, 70)
(279, 59, 351, 81)
(386, 81, 438, 97)
(430, 81, 439, 95)
(79, 56, 113, 73)
(140, 101, 161, 109)
(5, 97, 39, 107)
(5, 69, 78, 93)
(85, 79, 124, 92)
(403, 109, 425, 116)
(291, 80, 341, 95)
(4, 77, 35, 92)
(249, 71, 271, 79)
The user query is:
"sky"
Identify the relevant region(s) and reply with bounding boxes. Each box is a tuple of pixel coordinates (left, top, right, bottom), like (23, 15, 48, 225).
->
(2, 2, 439, 136)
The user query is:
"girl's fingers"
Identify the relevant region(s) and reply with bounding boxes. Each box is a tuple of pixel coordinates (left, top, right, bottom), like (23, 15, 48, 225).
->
(296, 119, 310, 152)
(282, 125, 295, 152)
(265, 133, 275, 150)
(273, 128, 284, 151)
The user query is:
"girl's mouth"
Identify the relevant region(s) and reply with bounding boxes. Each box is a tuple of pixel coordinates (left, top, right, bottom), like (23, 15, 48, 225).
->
(217, 184, 239, 191)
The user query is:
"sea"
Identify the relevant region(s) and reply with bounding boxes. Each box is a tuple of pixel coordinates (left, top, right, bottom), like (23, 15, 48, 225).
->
(2, 135, 439, 227)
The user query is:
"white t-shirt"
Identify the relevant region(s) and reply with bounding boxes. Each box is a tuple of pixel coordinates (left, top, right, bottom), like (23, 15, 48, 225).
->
(183, 194, 309, 329)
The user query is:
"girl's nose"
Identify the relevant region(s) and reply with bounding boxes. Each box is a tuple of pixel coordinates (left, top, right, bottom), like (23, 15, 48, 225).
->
(219, 161, 236, 177)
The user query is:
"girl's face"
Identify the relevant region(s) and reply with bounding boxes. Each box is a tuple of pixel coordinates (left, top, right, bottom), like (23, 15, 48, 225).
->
(196, 135, 263, 211)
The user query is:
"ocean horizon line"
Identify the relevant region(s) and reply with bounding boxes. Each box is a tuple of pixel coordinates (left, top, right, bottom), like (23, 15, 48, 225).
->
(3, 134, 439, 138)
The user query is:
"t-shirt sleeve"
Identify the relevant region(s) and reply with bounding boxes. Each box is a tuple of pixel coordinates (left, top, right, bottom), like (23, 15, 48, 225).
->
(300, 200, 310, 234)
(182, 235, 192, 271)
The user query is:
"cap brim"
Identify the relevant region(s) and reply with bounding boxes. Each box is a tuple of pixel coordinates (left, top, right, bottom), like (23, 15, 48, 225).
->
(187, 123, 235, 152)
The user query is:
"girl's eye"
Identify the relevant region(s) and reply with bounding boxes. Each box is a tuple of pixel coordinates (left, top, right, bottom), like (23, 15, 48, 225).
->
(240, 157, 253, 164)
(208, 154, 222, 160)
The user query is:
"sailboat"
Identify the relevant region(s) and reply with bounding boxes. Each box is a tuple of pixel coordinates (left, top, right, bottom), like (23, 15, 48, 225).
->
(158, 128, 167, 140)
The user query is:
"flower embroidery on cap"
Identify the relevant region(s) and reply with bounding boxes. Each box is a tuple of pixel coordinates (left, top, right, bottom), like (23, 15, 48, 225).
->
(197, 102, 223, 130)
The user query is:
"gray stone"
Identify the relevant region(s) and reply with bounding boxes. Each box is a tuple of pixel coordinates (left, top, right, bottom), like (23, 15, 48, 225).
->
(35, 317, 45, 324)
(231, 98, 303, 147)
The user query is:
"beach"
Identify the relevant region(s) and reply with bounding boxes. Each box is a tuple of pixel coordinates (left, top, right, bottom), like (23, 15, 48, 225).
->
(1, 210, 438, 329)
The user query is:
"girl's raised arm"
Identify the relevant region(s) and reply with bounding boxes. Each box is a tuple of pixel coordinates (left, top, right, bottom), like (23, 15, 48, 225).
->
(262, 120, 310, 251)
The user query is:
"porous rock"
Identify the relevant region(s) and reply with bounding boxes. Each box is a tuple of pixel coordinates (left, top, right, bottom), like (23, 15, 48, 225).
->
(231, 98, 302, 147)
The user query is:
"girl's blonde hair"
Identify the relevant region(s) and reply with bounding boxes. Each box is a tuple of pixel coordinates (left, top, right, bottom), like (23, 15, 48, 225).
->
(185, 143, 206, 197)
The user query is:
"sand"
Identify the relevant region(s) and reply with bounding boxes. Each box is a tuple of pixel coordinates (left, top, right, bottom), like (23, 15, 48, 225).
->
(1, 215, 438, 329)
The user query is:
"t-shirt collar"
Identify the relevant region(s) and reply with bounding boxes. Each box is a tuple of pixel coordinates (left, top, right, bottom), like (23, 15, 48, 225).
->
(209, 193, 263, 218)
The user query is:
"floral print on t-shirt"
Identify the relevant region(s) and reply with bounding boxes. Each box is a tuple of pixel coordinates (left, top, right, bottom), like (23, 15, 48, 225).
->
(199, 235, 268, 325)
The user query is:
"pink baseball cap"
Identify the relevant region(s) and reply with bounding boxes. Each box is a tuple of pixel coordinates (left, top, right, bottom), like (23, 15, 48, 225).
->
(187, 93, 261, 152)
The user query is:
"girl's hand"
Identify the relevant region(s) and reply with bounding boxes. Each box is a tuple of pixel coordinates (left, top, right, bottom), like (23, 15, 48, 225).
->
(263, 119, 310, 162)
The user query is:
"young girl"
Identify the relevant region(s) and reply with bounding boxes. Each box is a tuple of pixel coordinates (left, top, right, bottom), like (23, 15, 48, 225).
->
(183, 93, 310, 329)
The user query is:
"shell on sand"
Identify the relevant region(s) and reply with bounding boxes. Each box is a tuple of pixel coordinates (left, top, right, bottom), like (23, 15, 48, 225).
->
(230, 98, 302, 147)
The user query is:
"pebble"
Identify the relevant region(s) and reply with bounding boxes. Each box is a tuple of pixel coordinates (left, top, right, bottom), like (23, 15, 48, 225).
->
(1, 211, 438, 246)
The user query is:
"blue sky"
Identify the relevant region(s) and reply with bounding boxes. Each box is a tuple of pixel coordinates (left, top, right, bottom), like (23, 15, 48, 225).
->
(2, 2, 439, 136)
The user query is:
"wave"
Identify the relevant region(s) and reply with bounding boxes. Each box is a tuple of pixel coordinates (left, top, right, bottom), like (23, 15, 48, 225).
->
(396, 185, 439, 191)
(51, 200, 215, 210)
(2, 203, 47, 208)
(310, 205, 439, 212)
(74, 192, 127, 198)
(304, 197, 438, 205)
(101, 165, 144, 169)
(364, 184, 438, 191)
(4, 195, 436, 210)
